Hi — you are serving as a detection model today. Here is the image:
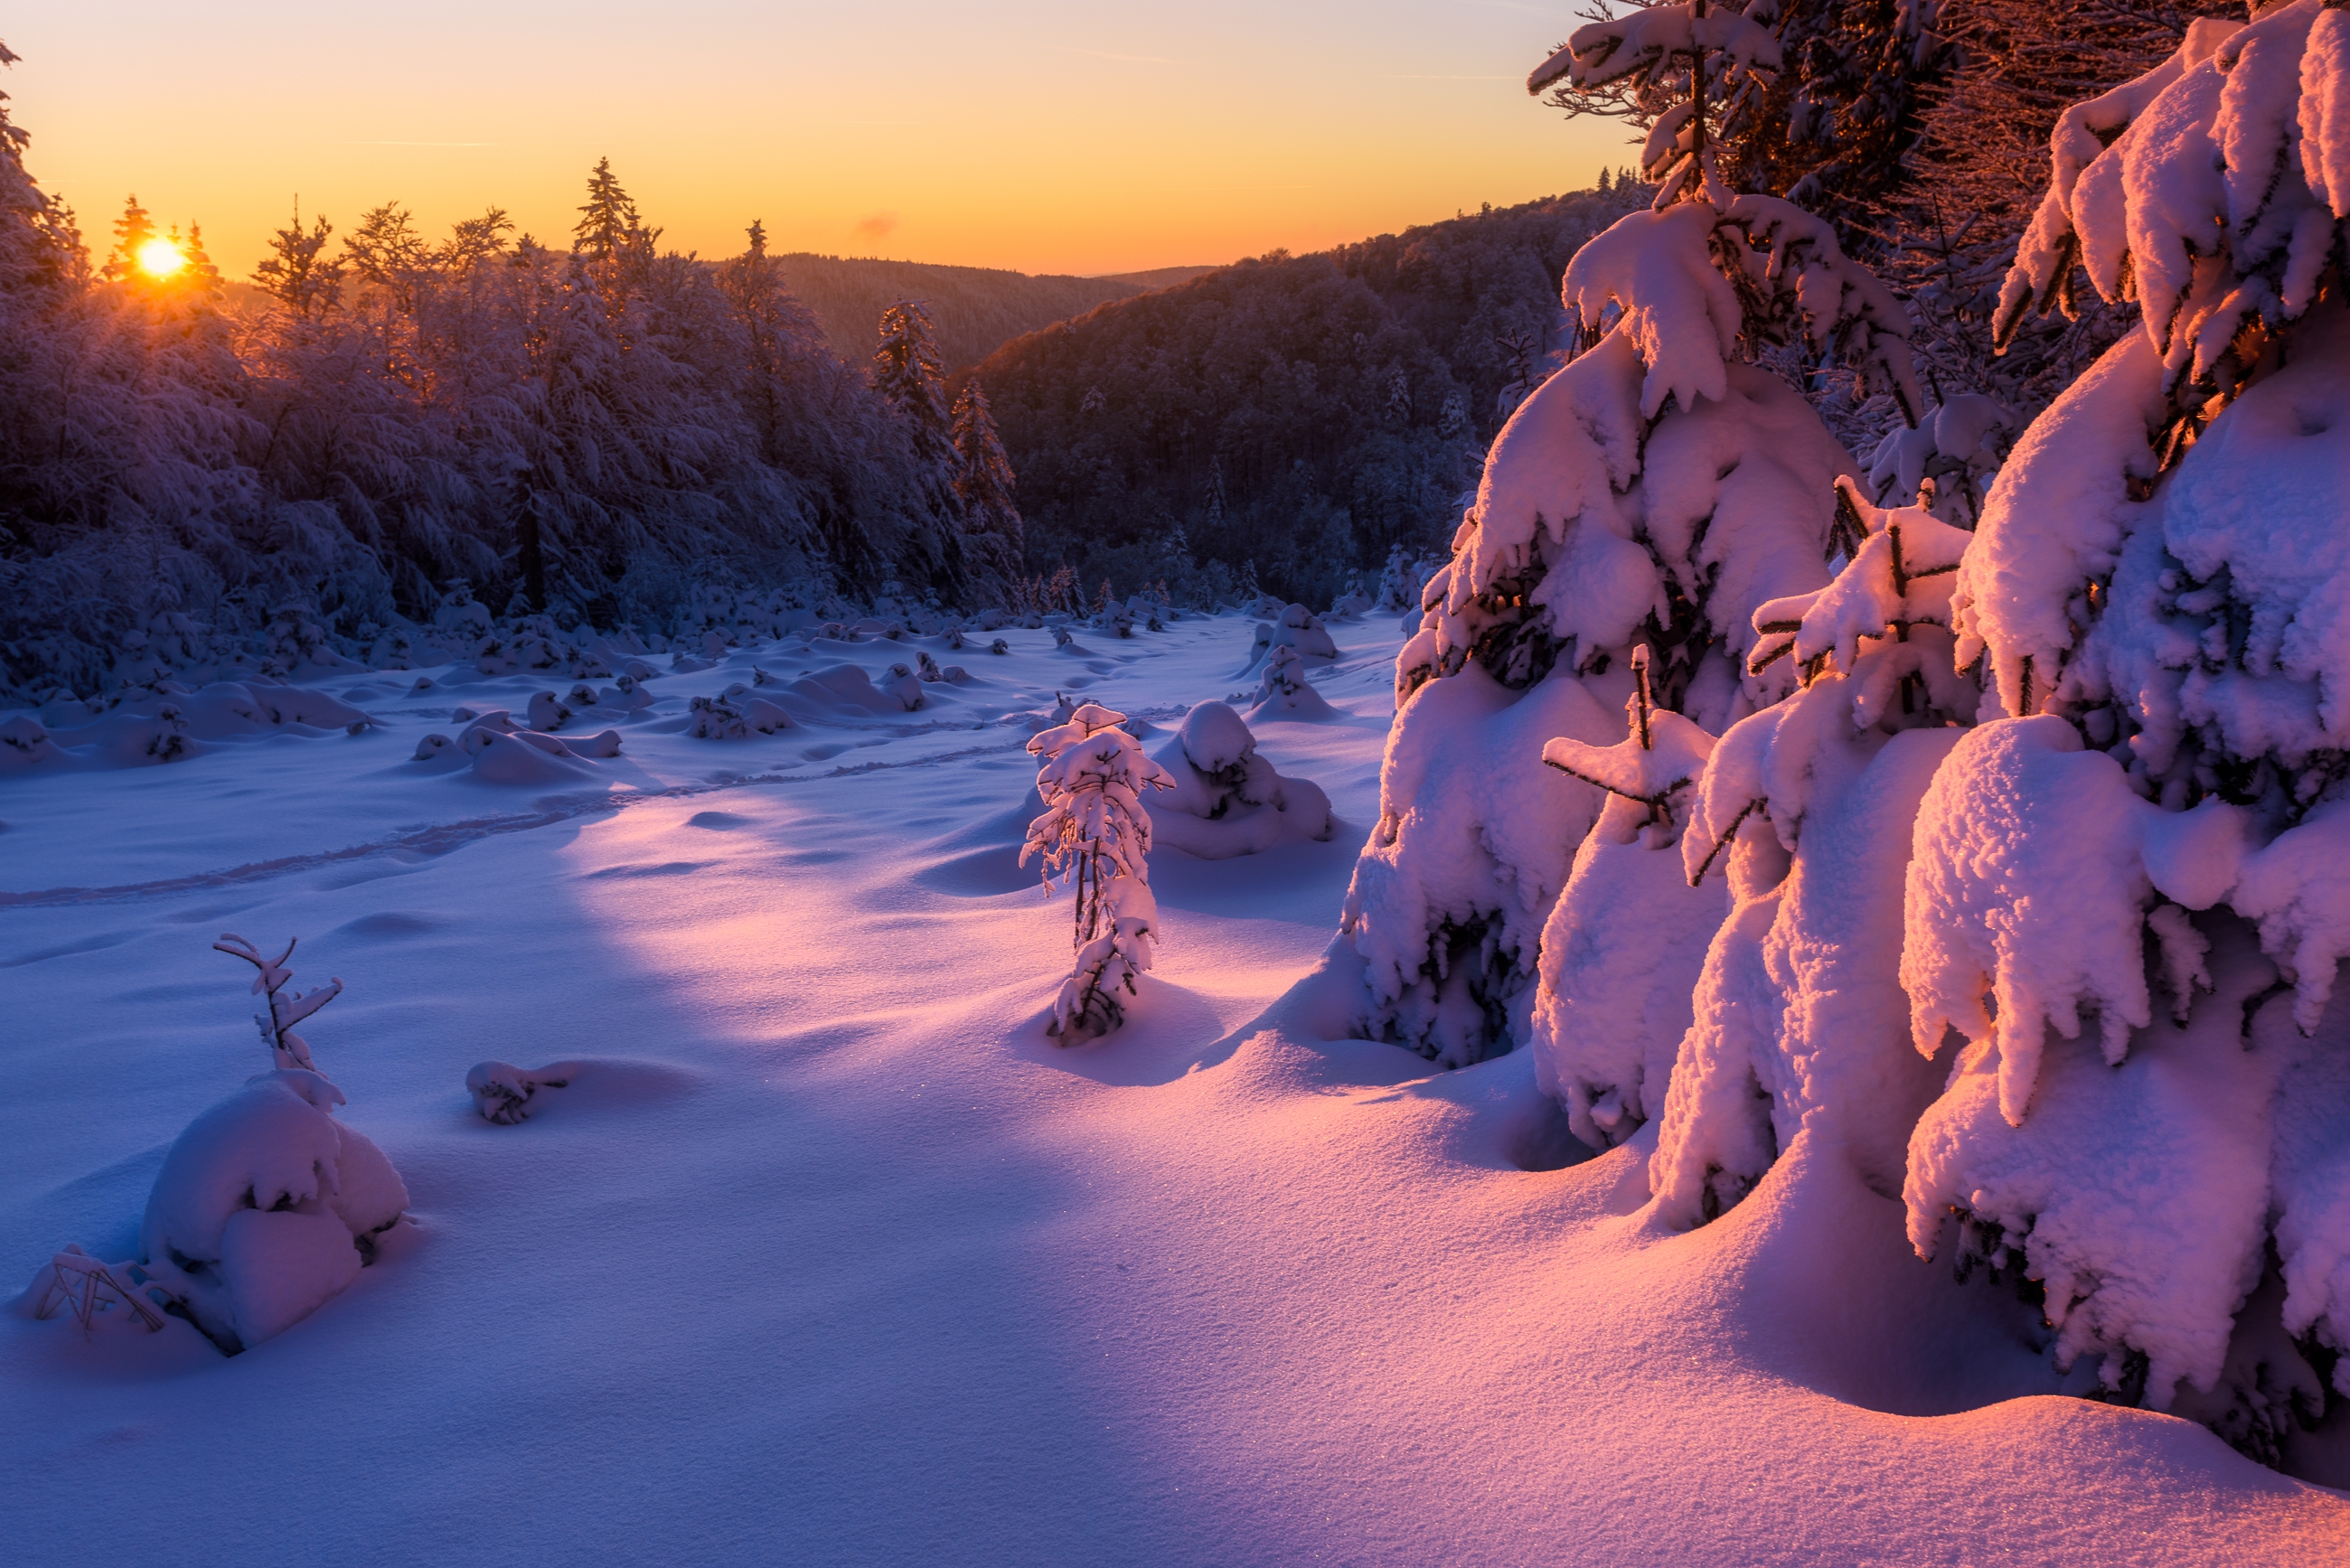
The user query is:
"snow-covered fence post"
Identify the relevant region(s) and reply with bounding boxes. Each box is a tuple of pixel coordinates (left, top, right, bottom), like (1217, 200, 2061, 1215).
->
(212, 934, 343, 1074)
(1022, 702, 1176, 1039)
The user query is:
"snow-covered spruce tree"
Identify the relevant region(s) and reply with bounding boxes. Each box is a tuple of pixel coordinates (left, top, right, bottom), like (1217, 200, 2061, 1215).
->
(1340, 0, 1919, 1068)
(950, 377, 1023, 586)
(1022, 702, 1175, 1039)
(1643, 474, 1979, 1222)
(1895, 2, 2350, 1455)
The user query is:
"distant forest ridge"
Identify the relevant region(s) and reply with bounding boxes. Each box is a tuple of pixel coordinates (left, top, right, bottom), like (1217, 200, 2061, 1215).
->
(961, 187, 1638, 610)
(773, 255, 1223, 372)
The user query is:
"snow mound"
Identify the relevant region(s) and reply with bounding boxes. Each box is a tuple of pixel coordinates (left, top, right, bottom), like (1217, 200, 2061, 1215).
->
(139, 1069, 408, 1352)
(1146, 702, 1333, 860)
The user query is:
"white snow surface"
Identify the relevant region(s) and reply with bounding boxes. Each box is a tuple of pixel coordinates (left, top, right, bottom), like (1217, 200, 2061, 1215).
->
(3, 614, 2343, 1563)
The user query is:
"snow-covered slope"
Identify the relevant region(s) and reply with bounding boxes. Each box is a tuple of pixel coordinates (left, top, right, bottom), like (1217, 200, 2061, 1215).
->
(1, 613, 2339, 1564)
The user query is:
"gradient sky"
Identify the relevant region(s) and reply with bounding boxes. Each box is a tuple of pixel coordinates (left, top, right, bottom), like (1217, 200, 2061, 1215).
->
(5, 2, 1632, 280)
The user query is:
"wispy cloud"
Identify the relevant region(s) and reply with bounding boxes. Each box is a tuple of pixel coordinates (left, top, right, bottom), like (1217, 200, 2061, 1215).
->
(338, 140, 498, 146)
(853, 211, 899, 240)
(1061, 46, 1179, 64)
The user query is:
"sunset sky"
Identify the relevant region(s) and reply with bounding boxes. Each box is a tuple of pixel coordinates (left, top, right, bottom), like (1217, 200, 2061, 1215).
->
(6, 1, 1630, 279)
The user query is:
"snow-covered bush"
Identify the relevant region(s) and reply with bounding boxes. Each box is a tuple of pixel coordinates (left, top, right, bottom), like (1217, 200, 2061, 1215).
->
(1146, 701, 1333, 859)
(1885, 3, 2350, 1450)
(1021, 702, 1175, 1039)
(140, 1068, 409, 1352)
(686, 691, 789, 739)
(1343, 0, 1913, 1066)
(1250, 644, 1339, 719)
(466, 1060, 576, 1124)
(1272, 603, 1339, 660)
(119, 935, 409, 1353)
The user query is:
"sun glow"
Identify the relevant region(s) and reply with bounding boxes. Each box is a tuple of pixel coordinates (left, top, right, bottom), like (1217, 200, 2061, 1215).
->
(135, 236, 185, 279)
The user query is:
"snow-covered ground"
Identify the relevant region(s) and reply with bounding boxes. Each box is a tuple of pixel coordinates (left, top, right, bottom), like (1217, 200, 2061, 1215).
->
(2, 613, 2342, 1565)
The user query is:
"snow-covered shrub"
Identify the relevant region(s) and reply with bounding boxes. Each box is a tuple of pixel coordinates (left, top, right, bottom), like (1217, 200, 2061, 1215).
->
(686, 692, 789, 739)
(1343, 0, 1914, 1066)
(884, 664, 925, 709)
(1146, 701, 1333, 859)
(139, 1068, 409, 1352)
(466, 1060, 576, 1124)
(0, 714, 65, 770)
(124, 936, 409, 1353)
(1889, 3, 2350, 1448)
(1249, 645, 1339, 719)
(1272, 603, 1338, 660)
(526, 690, 571, 732)
(1021, 702, 1175, 1039)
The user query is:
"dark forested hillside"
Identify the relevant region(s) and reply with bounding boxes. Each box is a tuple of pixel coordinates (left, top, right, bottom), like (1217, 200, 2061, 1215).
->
(966, 188, 1639, 609)
(774, 255, 1217, 373)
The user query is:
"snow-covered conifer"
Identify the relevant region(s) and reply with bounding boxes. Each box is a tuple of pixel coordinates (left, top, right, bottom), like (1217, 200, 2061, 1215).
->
(1642, 474, 1978, 1223)
(873, 299, 953, 468)
(1021, 702, 1175, 1038)
(1893, 5, 2350, 1443)
(951, 378, 1023, 576)
(1345, 1, 1914, 1065)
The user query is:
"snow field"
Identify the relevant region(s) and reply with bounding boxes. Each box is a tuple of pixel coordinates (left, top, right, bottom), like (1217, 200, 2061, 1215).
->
(2, 612, 2345, 1563)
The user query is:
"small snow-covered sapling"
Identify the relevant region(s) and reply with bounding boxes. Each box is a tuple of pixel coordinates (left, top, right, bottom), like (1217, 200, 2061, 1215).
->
(213, 933, 343, 1074)
(1022, 702, 1176, 1038)
(990, 638, 1010, 655)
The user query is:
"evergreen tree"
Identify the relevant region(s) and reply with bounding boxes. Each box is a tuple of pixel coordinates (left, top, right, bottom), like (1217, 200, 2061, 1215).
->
(950, 377, 1022, 568)
(1022, 702, 1176, 1038)
(250, 198, 343, 317)
(573, 156, 640, 262)
(1347, 1, 1920, 1066)
(182, 223, 222, 298)
(872, 298, 952, 466)
(102, 193, 154, 283)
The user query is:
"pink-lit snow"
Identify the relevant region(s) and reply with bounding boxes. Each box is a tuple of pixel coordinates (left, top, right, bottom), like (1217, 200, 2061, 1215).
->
(2, 613, 2344, 1564)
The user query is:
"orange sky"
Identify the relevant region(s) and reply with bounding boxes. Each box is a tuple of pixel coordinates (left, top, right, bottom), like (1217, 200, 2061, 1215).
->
(5, 2, 1633, 279)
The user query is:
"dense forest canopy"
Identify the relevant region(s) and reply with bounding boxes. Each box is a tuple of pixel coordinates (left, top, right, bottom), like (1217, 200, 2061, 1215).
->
(970, 188, 1643, 609)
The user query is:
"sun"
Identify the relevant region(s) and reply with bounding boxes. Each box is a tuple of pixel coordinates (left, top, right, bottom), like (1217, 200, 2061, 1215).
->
(136, 236, 186, 279)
